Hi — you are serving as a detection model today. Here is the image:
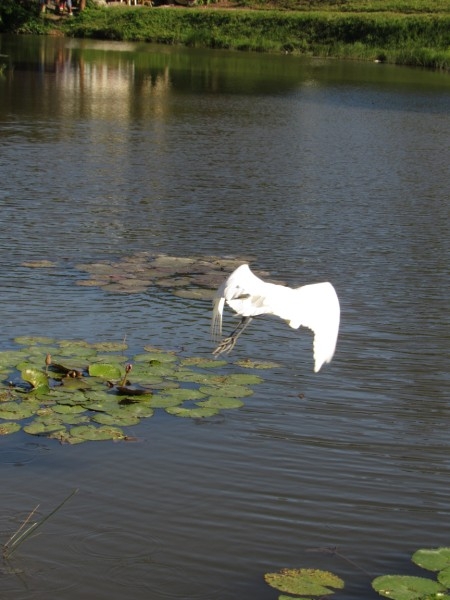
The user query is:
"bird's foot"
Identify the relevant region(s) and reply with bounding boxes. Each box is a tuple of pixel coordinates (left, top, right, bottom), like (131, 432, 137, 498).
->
(212, 336, 237, 357)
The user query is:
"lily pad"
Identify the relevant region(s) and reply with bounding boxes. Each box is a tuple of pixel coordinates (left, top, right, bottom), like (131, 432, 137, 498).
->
(90, 342, 128, 352)
(196, 397, 244, 409)
(69, 425, 125, 441)
(160, 388, 206, 401)
(20, 367, 49, 391)
(180, 357, 227, 369)
(265, 568, 344, 596)
(24, 419, 66, 435)
(91, 412, 141, 427)
(14, 336, 56, 346)
(372, 575, 445, 600)
(199, 384, 254, 398)
(0, 401, 38, 420)
(173, 288, 216, 301)
(235, 358, 280, 369)
(0, 422, 21, 435)
(412, 548, 450, 572)
(120, 403, 154, 418)
(52, 404, 87, 415)
(88, 363, 123, 379)
(0, 350, 27, 367)
(147, 395, 185, 408)
(438, 567, 450, 588)
(165, 406, 219, 418)
(224, 373, 264, 385)
(82, 398, 121, 413)
(133, 352, 178, 363)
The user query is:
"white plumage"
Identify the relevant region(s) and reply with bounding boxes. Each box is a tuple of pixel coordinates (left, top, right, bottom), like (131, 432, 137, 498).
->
(211, 264, 340, 372)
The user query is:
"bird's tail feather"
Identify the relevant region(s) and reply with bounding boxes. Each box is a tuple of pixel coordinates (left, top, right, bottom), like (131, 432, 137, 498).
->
(211, 297, 225, 341)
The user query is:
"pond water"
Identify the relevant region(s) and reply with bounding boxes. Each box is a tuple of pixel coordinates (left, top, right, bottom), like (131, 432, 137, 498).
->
(0, 33, 449, 599)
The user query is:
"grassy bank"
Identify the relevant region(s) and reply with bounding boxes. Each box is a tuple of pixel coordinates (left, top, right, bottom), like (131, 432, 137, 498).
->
(13, 0, 450, 70)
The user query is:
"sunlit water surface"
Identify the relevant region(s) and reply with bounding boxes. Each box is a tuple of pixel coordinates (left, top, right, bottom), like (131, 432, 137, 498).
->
(0, 34, 449, 599)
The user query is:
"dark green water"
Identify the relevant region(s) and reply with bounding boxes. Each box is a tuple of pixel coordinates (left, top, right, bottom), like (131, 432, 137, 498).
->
(0, 34, 449, 600)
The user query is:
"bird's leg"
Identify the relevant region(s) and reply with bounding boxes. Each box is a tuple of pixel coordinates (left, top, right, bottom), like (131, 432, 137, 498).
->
(213, 316, 253, 357)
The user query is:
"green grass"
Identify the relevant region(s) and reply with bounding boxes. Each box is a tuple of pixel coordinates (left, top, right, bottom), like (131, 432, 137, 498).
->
(57, 6, 450, 69)
(7, 0, 450, 70)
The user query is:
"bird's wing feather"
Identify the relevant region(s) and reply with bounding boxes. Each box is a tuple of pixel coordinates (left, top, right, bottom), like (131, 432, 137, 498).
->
(290, 282, 340, 372)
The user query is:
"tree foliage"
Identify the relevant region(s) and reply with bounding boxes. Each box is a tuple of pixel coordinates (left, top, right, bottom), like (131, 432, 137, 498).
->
(0, 0, 39, 32)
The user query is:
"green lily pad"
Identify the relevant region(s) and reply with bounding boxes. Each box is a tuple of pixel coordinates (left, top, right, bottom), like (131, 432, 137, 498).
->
(119, 402, 154, 418)
(0, 422, 21, 435)
(24, 419, 66, 435)
(224, 373, 264, 385)
(165, 406, 219, 418)
(52, 404, 87, 415)
(58, 414, 90, 426)
(199, 384, 254, 398)
(91, 412, 141, 427)
(133, 352, 178, 364)
(47, 430, 83, 444)
(0, 350, 28, 367)
(235, 358, 280, 369)
(14, 336, 56, 346)
(160, 388, 206, 401)
(82, 398, 120, 413)
(196, 397, 244, 409)
(90, 342, 128, 352)
(265, 569, 344, 596)
(20, 367, 49, 391)
(88, 363, 123, 379)
(0, 401, 37, 420)
(412, 548, 450, 572)
(438, 567, 450, 588)
(69, 425, 125, 441)
(372, 575, 445, 600)
(50, 390, 88, 404)
(140, 364, 177, 378)
(60, 376, 89, 390)
(147, 395, 185, 408)
(180, 357, 227, 369)
(90, 354, 129, 364)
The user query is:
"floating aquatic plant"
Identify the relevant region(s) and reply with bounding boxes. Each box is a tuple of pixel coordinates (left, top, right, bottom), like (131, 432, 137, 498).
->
(265, 568, 344, 597)
(0, 336, 269, 444)
(372, 575, 446, 600)
(22, 252, 281, 301)
(264, 547, 450, 600)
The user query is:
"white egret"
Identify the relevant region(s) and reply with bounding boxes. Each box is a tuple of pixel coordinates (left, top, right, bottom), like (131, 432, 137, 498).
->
(211, 264, 340, 372)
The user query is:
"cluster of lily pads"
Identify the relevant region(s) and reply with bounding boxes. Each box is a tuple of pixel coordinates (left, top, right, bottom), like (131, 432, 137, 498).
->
(264, 547, 450, 600)
(0, 337, 276, 444)
(73, 253, 266, 299)
(22, 252, 284, 300)
(23, 253, 278, 300)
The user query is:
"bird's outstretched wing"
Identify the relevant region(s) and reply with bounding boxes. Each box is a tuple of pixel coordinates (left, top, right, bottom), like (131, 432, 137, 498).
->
(290, 282, 340, 372)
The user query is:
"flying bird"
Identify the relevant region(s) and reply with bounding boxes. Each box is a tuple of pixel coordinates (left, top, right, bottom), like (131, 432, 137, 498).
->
(211, 264, 340, 372)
